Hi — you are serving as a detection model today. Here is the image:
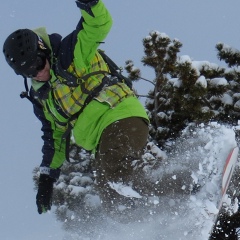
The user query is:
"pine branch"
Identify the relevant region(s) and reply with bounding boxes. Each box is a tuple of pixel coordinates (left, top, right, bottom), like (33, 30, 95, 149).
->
(139, 76, 155, 86)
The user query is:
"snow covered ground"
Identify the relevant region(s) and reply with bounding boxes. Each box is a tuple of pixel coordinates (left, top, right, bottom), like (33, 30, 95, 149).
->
(58, 122, 239, 240)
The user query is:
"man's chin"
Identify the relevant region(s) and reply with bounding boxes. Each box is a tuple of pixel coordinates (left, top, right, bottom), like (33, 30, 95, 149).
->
(35, 74, 50, 82)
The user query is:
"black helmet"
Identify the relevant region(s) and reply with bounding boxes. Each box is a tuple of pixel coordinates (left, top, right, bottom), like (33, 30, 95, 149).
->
(3, 29, 50, 77)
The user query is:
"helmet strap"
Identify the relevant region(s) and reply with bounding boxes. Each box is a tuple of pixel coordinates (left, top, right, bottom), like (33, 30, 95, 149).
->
(20, 76, 33, 103)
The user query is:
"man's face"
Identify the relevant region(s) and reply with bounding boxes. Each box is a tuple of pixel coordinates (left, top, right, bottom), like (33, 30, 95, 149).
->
(21, 51, 51, 81)
(33, 59, 51, 82)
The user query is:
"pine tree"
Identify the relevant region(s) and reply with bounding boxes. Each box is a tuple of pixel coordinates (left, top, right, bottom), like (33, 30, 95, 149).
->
(125, 31, 240, 147)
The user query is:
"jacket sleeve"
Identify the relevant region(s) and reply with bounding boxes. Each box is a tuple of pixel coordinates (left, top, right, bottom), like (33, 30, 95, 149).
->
(58, 0, 112, 71)
(73, 0, 113, 70)
(31, 89, 67, 179)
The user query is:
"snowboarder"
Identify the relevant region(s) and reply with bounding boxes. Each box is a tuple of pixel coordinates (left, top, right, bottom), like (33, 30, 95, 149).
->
(3, 0, 151, 220)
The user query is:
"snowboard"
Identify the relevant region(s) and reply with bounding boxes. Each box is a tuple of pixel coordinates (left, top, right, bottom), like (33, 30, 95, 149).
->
(208, 146, 239, 239)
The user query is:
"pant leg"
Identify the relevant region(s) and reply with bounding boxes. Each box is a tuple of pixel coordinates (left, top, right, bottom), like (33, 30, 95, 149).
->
(95, 117, 150, 221)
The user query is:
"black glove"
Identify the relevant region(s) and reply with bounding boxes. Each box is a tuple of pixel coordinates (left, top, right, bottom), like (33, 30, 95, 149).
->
(76, 0, 99, 5)
(75, 0, 99, 16)
(36, 174, 55, 214)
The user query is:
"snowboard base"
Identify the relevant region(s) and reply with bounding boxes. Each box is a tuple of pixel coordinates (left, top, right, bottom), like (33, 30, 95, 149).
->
(209, 146, 239, 239)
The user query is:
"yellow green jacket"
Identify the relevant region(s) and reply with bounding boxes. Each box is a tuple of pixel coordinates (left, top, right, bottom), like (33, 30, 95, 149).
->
(30, 0, 148, 179)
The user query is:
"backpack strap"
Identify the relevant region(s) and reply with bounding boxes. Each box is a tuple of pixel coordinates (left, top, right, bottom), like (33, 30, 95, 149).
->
(98, 49, 132, 89)
(54, 53, 109, 87)
(54, 49, 132, 89)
